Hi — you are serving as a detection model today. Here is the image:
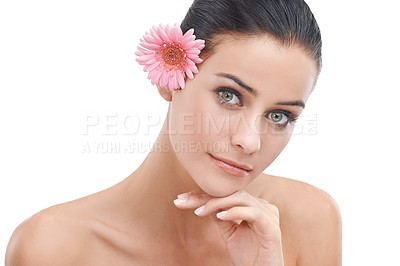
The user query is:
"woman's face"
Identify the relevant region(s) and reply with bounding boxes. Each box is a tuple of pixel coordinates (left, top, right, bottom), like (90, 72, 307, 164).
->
(168, 35, 317, 197)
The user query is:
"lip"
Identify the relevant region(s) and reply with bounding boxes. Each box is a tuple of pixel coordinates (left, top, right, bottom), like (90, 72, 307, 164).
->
(208, 153, 252, 177)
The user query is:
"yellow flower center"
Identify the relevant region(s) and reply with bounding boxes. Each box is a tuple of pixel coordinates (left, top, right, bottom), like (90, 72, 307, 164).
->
(162, 45, 184, 66)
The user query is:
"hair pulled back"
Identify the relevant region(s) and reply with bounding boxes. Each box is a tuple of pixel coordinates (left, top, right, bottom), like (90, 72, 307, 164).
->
(181, 0, 322, 72)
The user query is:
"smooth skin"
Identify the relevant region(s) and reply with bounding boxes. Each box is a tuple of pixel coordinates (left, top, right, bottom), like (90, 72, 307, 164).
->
(175, 189, 285, 265)
(6, 35, 342, 265)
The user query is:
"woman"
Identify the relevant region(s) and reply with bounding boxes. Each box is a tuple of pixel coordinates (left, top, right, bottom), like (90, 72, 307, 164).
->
(6, 0, 341, 265)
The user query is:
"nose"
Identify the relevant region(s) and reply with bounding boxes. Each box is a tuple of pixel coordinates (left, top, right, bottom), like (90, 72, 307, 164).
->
(230, 113, 261, 155)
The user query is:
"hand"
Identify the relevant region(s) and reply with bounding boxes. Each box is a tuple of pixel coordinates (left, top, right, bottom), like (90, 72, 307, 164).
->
(174, 189, 284, 266)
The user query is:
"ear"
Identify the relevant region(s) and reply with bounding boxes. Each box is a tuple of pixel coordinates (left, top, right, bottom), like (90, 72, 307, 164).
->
(156, 85, 172, 102)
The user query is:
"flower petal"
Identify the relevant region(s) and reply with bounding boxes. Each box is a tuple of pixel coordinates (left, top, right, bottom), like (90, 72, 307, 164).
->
(165, 24, 173, 42)
(186, 53, 202, 63)
(181, 40, 196, 50)
(171, 26, 181, 43)
(146, 58, 158, 65)
(186, 48, 201, 55)
(147, 60, 161, 72)
(195, 39, 205, 46)
(193, 57, 203, 64)
(135, 50, 153, 57)
(147, 69, 156, 80)
(158, 26, 170, 42)
(150, 26, 164, 45)
(160, 70, 168, 88)
(140, 42, 160, 50)
(185, 66, 194, 79)
(177, 71, 185, 89)
(175, 25, 183, 39)
(136, 54, 156, 64)
(171, 70, 178, 90)
(143, 34, 154, 44)
(136, 46, 152, 53)
(190, 64, 198, 74)
(183, 29, 195, 40)
(136, 24, 204, 91)
(152, 69, 163, 85)
(167, 72, 173, 90)
(186, 58, 196, 67)
(195, 39, 206, 50)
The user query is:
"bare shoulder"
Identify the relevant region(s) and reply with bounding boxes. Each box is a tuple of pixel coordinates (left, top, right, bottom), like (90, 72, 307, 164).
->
(5, 202, 92, 266)
(260, 174, 342, 266)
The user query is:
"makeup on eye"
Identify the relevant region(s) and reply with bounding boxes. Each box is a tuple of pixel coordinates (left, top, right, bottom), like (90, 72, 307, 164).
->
(213, 87, 300, 129)
(215, 87, 243, 107)
(214, 72, 306, 109)
(267, 109, 299, 129)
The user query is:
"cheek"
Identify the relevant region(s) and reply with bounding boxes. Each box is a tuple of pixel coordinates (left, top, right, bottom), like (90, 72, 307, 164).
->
(168, 91, 216, 152)
(258, 129, 293, 169)
(170, 87, 230, 143)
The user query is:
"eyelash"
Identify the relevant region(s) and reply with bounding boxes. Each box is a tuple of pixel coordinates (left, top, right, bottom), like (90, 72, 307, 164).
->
(214, 87, 299, 129)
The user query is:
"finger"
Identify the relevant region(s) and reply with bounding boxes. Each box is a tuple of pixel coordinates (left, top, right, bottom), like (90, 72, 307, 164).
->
(173, 190, 213, 209)
(216, 206, 281, 238)
(210, 210, 239, 241)
(193, 190, 266, 216)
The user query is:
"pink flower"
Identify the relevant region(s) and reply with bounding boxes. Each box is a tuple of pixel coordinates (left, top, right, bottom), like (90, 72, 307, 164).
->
(135, 23, 205, 91)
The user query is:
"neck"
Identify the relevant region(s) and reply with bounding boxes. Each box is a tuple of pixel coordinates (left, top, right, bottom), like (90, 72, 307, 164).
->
(121, 108, 223, 248)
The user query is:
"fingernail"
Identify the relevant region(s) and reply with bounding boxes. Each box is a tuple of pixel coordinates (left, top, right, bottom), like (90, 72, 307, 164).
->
(174, 197, 188, 205)
(177, 192, 191, 199)
(194, 205, 205, 215)
(216, 211, 227, 219)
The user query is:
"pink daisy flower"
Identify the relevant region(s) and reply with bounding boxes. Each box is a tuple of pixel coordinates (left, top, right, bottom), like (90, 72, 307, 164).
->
(135, 23, 205, 91)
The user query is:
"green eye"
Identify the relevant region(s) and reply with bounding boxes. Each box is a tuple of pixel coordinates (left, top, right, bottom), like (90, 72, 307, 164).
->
(222, 91, 233, 101)
(217, 88, 241, 106)
(268, 111, 289, 125)
(271, 112, 284, 123)
(267, 110, 298, 129)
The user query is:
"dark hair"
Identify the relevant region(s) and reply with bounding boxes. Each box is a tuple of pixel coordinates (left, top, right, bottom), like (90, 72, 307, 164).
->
(181, 0, 322, 73)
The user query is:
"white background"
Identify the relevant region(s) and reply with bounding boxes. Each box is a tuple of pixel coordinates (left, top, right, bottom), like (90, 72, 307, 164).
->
(1, 0, 399, 264)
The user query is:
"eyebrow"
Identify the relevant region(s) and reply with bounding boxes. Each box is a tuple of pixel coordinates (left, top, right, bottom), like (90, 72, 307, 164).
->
(216, 72, 258, 97)
(277, 100, 305, 109)
(215, 72, 305, 109)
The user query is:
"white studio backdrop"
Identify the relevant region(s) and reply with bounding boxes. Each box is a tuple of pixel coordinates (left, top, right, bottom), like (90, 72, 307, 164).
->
(1, 0, 399, 265)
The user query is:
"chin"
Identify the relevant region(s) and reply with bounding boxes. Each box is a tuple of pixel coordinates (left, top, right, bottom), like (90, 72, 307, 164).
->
(203, 187, 239, 198)
(193, 162, 250, 198)
(178, 151, 251, 197)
